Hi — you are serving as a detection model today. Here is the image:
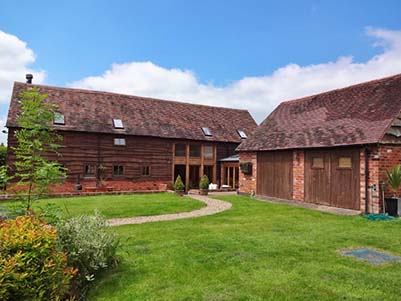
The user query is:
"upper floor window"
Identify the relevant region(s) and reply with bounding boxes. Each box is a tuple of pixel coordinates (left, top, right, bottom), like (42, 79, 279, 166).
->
(204, 146, 214, 159)
(237, 129, 247, 139)
(189, 145, 201, 157)
(114, 138, 126, 146)
(113, 118, 124, 129)
(201, 127, 212, 137)
(54, 112, 65, 125)
(175, 144, 186, 157)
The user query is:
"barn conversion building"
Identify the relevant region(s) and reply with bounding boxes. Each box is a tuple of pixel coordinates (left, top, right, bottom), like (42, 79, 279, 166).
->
(6, 81, 256, 193)
(237, 73, 401, 213)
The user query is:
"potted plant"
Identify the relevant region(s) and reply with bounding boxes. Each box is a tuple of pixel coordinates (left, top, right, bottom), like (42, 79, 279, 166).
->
(240, 162, 252, 174)
(385, 165, 401, 216)
(174, 175, 185, 196)
(74, 174, 82, 191)
(199, 175, 209, 195)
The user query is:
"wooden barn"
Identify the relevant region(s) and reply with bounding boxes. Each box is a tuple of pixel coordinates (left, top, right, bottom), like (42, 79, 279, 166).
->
(6, 81, 256, 193)
(237, 73, 401, 213)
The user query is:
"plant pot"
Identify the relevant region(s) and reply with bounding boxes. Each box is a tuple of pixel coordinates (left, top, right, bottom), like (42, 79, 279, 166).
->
(74, 184, 82, 191)
(384, 197, 401, 217)
(199, 189, 209, 196)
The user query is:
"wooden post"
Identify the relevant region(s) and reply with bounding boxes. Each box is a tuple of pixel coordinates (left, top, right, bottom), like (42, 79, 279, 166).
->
(200, 145, 204, 178)
(185, 144, 190, 191)
(213, 145, 217, 184)
(227, 167, 230, 187)
(233, 166, 236, 189)
(171, 144, 175, 183)
(220, 164, 224, 187)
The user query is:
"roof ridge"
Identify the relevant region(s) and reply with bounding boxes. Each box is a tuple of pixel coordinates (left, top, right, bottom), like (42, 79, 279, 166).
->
(279, 72, 401, 106)
(14, 82, 249, 113)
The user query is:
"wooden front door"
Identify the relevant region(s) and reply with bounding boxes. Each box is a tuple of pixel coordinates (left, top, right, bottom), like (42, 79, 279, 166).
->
(305, 148, 360, 210)
(257, 151, 293, 199)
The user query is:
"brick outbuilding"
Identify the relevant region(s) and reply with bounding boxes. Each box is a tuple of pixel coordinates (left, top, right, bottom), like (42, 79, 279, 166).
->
(237, 73, 401, 213)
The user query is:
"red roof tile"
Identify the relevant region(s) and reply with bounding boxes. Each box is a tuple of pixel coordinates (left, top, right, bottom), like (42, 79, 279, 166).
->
(7, 82, 257, 143)
(237, 73, 401, 151)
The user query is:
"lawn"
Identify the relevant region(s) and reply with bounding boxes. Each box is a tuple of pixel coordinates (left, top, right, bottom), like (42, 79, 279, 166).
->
(1, 193, 205, 218)
(87, 195, 401, 301)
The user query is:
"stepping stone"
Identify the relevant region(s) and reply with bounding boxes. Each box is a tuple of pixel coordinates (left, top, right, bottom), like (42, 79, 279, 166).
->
(339, 248, 401, 265)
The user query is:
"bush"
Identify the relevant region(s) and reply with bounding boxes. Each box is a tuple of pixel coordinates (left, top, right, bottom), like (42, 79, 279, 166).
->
(174, 175, 185, 191)
(56, 212, 119, 299)
(0, 215, 75, 301)
(199, 175, 209, 189)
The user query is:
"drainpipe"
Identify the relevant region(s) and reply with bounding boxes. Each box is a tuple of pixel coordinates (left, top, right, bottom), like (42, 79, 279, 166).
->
(364, 147, 370, 214)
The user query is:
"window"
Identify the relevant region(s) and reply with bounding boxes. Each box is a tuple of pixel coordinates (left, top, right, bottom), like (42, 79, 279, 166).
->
(85, 164, 95, 176)
(338, 157, 352, 168)
(175, 144, 186, 157)
(237, 129, 247, 139)
(189, 145, 201, 157)
(142, 166, 150, 176)
(201, 127, 212, 137)
(203, 145, 214, 159)
(113, 165, 124, 176)
(113, 118, 124, 129)
(114, 138, 126, 146)
(54, 112, 65, 125)
(312, 157, 324, 169)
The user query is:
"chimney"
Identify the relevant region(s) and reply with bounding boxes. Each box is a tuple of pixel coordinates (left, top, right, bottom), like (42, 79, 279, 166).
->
(26, 74, 33, 84)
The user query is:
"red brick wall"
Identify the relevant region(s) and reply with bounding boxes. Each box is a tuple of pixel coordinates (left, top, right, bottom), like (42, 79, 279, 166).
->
(378, 145, 401, 197)
(293, 150, 304, 201)
(238, 152, 257, 194)
(7, 180, 169, 195)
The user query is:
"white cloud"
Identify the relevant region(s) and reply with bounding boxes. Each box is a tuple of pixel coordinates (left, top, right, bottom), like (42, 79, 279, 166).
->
(70, 27, 401, 124)
(0, 30, 46, 144)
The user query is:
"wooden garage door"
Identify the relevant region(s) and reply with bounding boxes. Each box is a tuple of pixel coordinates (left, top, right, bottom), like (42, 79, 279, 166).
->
(305, 148, 360, 210)
(257, 151, 293, 199)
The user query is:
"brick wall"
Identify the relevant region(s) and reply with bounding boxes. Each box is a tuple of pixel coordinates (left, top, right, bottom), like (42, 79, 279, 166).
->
(7, 180, 170, 195)
(238, 152, 257, 194)
(292, 150, 304, 201)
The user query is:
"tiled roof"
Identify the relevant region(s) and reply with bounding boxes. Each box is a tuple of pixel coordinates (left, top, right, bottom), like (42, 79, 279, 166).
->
(237, 73, 401, 151)
(7, 82, 257, 143)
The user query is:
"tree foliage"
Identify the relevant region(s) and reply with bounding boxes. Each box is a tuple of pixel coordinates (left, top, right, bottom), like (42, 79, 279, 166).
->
(12, 88, 66, 210)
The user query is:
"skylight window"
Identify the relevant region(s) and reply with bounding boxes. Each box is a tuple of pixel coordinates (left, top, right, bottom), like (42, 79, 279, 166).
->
(237, 129, 247, 139)
(201, 127, 212, 137)
(54, 112, 65, 125)
(113, 119, 124, 129)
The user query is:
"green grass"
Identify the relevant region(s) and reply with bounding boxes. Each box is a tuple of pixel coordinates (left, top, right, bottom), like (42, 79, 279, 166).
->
(88, 195, 401, 301)
(2, 193, 205, 219)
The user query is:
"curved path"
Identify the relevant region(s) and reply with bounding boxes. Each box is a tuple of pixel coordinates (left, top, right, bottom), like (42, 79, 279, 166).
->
(107, 193, 232, 226)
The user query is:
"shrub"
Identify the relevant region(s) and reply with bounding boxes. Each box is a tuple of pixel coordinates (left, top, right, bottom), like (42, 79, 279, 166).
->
(199, 175, 209, 189)
(56, 212, 119, 299)
(174, 175, 185, 191)
(0, 215, 75, 301)
(386, 165, 401, 196)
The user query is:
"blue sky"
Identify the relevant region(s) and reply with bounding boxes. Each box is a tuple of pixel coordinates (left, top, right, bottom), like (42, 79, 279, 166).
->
(1, 1, 401, 143)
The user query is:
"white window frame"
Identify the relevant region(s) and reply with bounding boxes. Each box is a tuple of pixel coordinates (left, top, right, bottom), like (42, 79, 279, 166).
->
(113, 118, 124, 129)
(114, 138, 126, 146)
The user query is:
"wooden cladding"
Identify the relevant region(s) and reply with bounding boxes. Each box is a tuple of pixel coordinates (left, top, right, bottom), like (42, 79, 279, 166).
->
(305, 148, 360, 210)
(257, 151, 293, 200)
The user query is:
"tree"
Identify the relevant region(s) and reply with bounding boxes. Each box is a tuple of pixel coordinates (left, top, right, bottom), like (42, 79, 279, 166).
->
(12, 88, 66, 211)
(0, 144, 7, 166)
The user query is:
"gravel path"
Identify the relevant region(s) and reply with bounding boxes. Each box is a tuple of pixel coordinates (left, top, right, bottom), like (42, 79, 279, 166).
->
(107, 193, 232, 226)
